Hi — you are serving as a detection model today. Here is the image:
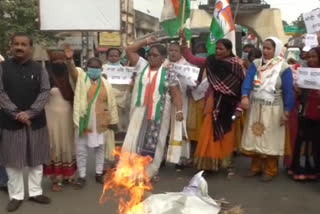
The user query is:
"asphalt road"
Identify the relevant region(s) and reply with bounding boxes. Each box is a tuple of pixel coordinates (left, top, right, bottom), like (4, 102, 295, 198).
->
(0, 154, 319, 214)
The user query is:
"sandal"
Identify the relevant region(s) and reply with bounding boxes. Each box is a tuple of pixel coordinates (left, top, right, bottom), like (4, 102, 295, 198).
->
(227, 168, 236, 179)
(51, 183, 63, 192)
(74, 178, 86, 190)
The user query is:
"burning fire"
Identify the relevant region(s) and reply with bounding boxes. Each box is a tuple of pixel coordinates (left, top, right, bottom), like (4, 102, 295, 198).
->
(100, 147, 153, 214)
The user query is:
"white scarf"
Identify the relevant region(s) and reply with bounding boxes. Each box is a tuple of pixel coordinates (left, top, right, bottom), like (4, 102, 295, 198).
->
(252, 37, 285, 103)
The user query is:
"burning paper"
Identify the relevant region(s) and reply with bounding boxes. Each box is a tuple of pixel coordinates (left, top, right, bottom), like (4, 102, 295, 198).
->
(141, 171, 221, 214)
(100, 147, 153, 214)
(100, 149, 222, 214)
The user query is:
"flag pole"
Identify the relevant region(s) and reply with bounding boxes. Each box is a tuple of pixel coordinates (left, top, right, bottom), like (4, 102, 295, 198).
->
(181, 0, 186, 29)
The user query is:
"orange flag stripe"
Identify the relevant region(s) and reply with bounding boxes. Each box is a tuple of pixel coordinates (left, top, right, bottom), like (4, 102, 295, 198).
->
(171, 0, 180, 16)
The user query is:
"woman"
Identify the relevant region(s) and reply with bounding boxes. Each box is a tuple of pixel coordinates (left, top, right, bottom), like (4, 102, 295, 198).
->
(65, 45, 119, 189)
(241, 37, 295, 182)
(289, 47, 320, 181)
(43, 51, 76, 192)
(122, 37, 183, 180)
(180, 31, 245, 175)
(165, 42, 193, 168)
(102, 48, 130, 146)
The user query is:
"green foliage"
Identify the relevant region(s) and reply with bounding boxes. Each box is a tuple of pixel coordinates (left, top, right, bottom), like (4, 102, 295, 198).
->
(291, 14, 306, 32)
(0, 0, 57, 56)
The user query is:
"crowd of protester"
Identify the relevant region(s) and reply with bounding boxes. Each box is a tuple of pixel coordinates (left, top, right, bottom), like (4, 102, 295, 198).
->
(0, 31, 319, 212)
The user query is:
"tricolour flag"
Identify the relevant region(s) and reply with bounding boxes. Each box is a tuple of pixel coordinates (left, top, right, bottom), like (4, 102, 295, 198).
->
(160, 0, 192, 39)
(207, 0, 236, 55)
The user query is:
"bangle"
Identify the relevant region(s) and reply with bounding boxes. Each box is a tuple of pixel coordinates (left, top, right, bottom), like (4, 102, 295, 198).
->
(236, 107, 243, 112)
(176, 111, 183, 114)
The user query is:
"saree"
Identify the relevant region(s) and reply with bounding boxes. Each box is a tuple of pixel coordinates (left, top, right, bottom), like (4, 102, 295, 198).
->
(194, 56, 244, 171)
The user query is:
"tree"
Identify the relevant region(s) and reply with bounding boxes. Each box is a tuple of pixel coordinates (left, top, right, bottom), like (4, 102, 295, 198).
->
(291, 14, 306, 32)
(0, 0, 57, 56)
(282, 20, 289, 27)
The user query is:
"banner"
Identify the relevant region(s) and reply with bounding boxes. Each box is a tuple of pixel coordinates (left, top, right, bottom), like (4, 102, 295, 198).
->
(303, 9, 320, 34)
(102, 65, 134, 85)
(173, 64, 200, 86)
(40, 0, 121, 31)
(297, 67, 320, 90)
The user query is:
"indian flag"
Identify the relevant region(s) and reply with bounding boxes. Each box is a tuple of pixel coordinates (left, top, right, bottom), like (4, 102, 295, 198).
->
(207, 0, 236, 55)
(160, 0, 192, 39)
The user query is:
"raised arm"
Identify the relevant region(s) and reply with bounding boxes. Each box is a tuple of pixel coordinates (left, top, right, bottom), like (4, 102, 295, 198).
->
(126, 36, 158, 66)
(182, 47, 207, 68)
(64, 44, 78, 82)
(179, 29, 206, 68)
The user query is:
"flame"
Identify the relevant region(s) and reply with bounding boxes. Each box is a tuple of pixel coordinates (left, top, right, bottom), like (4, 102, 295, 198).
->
(100, 147, 153, 214)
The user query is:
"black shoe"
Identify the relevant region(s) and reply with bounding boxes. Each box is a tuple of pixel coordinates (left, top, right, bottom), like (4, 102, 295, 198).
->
(95, 174, 104, 184)
(74, 177, 86, 190)
(175, 164, 185, 171)
(0, 185, 8, 193)
(29, 195, 51, 204)
(7, 199, 23, 212)
(160, 160, 166, 168)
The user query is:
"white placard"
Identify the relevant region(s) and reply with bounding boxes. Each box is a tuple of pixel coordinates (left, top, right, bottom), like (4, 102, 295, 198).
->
(304, 34, 319, 48)
(297, 67, 320, 90)
(40, 0, 121, 31)
(173, 64, 200, 86)
(102, 65, 134, 85)
(191, 78, 209, 101)
(303, 9, 320, 34)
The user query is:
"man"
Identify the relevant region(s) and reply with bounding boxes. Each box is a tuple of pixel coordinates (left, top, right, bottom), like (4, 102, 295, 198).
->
(65, 45, 118, 189)
(0, 33, 51, 212)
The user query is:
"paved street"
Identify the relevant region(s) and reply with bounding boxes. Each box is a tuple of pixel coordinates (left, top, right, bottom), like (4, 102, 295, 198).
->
(0, 154, 319, 214)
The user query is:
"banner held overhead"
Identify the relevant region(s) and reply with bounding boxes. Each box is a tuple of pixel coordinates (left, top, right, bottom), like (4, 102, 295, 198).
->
(40, 0, 121, 31)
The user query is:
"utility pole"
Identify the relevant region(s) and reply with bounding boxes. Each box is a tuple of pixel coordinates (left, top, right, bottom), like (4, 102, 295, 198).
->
(81, 32, 89, 68)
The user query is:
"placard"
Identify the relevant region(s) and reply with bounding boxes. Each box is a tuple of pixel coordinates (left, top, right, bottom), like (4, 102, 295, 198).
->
(297, 67, 320, 90)
(191, 78, 209, 101)
(173, 64, 200, 86)
(102, 65, 134, 85)
(40, 0, 121, 31)
(304, 34, 319, 49)
(303, 9, 320, 34)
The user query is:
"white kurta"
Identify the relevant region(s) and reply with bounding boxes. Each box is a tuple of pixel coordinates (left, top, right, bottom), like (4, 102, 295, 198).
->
(78, 110, 105, 148)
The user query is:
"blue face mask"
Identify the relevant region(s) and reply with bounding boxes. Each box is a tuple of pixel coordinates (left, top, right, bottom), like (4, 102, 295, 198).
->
(87, 67, 102, 80)
(195, 53, 207, 58)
